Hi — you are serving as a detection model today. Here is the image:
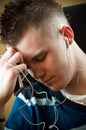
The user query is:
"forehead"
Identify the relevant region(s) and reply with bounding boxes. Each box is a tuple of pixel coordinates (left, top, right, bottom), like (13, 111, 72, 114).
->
(15, 27, 54, 58)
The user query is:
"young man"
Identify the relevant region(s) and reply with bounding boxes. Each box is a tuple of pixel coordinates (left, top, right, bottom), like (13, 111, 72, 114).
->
(0, 0, 86, 129)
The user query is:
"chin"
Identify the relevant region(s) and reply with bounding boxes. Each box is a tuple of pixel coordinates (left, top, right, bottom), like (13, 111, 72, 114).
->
(48, 84, 63, 92)
(43, 81, 64, 91)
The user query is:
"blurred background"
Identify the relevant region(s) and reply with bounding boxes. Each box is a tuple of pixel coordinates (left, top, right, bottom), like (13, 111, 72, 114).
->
(0, 0, 86, 124)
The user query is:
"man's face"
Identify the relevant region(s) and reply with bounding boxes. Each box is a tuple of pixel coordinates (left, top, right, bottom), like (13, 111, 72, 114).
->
(14, 27, 72, 91)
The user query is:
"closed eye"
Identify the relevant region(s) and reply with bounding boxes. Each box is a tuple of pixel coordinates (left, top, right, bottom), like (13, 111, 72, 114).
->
(30, 50, 48, 63)
(33, 54, 46, 62)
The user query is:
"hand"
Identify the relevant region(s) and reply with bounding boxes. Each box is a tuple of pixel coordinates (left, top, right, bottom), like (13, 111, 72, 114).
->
(0, 47, 27, 105)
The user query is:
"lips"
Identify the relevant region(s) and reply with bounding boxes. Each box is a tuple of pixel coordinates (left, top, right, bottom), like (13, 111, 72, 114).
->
(43, 76, 54, 85)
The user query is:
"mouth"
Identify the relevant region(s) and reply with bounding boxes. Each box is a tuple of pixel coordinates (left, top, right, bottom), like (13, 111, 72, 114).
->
(43, 76, 54, 85)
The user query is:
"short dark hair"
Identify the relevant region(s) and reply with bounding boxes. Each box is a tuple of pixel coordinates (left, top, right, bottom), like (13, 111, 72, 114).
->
(0, 0, 68, 46)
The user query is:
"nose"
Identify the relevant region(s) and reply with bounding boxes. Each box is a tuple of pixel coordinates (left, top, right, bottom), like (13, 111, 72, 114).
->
(32, 69, 45, 79)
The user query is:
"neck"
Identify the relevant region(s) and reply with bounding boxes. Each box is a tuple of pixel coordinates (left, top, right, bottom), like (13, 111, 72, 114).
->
(64, 43, 86, 95)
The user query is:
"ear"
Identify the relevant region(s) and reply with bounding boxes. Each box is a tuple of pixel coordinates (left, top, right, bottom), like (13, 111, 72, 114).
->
(60, 25, 74, 45)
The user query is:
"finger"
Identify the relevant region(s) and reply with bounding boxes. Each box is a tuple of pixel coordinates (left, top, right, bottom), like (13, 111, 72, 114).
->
(8, 52, 24, 66)
(1, 47, 16, 61)
(15, 63, 27, 74)
(8, 63, 27, 78)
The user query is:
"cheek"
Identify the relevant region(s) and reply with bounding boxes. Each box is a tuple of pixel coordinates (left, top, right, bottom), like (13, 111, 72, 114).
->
(43, 54, 60, 74)
(46, 52, 69, 80)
